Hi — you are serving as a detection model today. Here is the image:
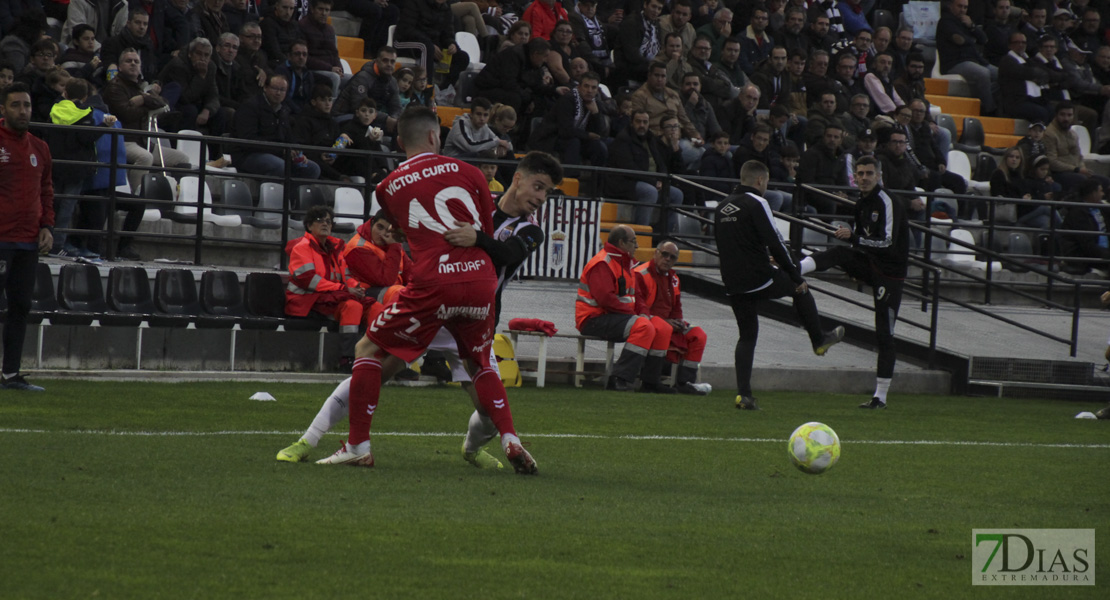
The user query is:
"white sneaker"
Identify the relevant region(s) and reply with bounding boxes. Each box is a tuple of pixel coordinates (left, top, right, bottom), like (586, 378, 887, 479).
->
(315, 442, 374, 466)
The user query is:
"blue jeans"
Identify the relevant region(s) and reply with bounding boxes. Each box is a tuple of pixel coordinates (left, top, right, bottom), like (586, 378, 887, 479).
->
(51, 180, 86, 251)
(633, 180, 684, 230)
(239, 153, 322, 180)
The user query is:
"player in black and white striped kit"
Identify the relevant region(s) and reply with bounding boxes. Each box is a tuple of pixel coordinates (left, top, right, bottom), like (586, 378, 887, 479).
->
(798, 156, 910, 409)
(275, 151, 564, 467)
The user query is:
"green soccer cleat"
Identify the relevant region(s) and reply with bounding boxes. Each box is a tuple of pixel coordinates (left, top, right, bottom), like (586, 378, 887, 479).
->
(462, 443, 504, 470)
(735, 395, 761, 410)
(813, 326, 846, 356)
(276, 439, 313, 463)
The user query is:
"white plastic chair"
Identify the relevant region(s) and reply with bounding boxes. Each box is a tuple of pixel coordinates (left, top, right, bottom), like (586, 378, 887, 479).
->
(1071, 124, 1110, 164)
(948, 228, 1002, 272)
(946, 149, 990, 194)
(388, 25, 423, 69)
(454, 31, 484, 72)
(334, 187, 367, 229)
(177, 176, 241, 226)
(176, 129, 204, 166)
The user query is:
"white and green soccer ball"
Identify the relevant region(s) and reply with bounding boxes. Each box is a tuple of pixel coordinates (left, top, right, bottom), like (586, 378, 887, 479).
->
(787, 422, 841, 474)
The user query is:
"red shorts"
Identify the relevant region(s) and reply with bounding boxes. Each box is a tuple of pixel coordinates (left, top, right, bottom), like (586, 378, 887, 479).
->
(364, 280, 497, 365)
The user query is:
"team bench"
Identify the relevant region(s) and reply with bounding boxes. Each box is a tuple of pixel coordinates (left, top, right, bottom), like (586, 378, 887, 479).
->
(504, 330, 616, 388)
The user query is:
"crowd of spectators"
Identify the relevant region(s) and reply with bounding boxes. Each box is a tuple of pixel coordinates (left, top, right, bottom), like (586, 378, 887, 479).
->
(2, 0, 1109, 269)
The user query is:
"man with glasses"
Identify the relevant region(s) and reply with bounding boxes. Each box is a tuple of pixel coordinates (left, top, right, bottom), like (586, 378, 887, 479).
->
(16, 39, 58, 88)
(230, 72, 322, 179)
(275, 40, 318, 113)
(998, 31, 1052, 124)
(632, 241, 710, 395)
(235, 21, 269, 87)
(103, 48, 193, 191)
(687, 34, 735, 113)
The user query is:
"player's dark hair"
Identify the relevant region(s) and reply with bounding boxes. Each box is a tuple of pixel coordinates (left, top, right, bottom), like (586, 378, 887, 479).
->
(310, 84, 333, 101)
(518, 151, 564, 186)
(397, 105, 440, 147)
(358, 97, 378, 111)
(471, 96, 492, 111)
(855, 155, 882, 176)
(1, 81, 31, 104)
(303, 205, 334, 230)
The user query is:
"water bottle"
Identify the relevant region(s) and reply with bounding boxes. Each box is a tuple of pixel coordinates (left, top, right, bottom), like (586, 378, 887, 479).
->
(325, 135, 349, 161)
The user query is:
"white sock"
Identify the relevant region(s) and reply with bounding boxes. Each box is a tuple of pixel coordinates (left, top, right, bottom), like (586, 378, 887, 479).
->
(348, 440, 370, 454)
(2, 373, 17, 380)
(800, 256, 816, 275)
(303, 377, 352, 447)
(874, 378, 891, 404)
(501, 432, 521, 452)
(463, 410, 498, 454)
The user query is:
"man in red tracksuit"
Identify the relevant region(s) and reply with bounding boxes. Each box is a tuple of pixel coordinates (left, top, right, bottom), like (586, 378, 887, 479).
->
(576, 224, 674, 393)
(0, 82, 54, 392)
(633, 240, 708, 395)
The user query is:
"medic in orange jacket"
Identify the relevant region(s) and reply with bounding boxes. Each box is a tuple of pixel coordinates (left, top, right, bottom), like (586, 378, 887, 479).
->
(633, 241, 708, 395)
(343, 213, 412, 305)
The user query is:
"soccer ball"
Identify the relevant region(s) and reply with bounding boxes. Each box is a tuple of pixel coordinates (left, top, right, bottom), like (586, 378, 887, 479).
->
(787, 422, 841, 474)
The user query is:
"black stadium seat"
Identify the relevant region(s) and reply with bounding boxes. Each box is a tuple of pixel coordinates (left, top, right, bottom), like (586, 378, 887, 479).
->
(245, 272, 334, 331)
(58, 263, 143, 326)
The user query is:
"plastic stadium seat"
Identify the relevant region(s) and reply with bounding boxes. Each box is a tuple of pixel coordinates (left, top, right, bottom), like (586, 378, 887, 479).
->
(245, 272, 333, 331)
(107, 267, 157, 316)
(1070, 125, 1110, 165)
(251, 182, 284, 230)
(199, 270, 267, 329)
(220, 179, 255, 220)
(975, 154, 997, 182)
(455, 31, 483, 71)
(153, 269, 206, 327)
(937, 114, 957, 145)
(175, 176, 242, 226)
(59, 263, 143, 326)
(956, 117, 984, 153)
(333, 187, 367, 232)
(456, 70, 479, 106)
(139, 173, 175, 220)
(873, 9, 897, 32)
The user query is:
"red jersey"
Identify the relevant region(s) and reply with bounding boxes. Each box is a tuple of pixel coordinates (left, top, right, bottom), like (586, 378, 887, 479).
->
(374, 152, 495, 289)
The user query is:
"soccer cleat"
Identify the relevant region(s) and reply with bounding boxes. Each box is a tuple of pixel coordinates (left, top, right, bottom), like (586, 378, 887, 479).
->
(735, 395, 761, 410)
(676, 382, 708, 396)
(276, 439, 312, 463)
(0, 375, 44, 392)
(503, 440, 537, 475)
(315, 442, 375, 466)
(859, 397, 887, 409)
(462, 443, 504, 470)
(1094, 404, 1110, 420)
(606, 376, 635, 392)
(813, 326, 846, 356)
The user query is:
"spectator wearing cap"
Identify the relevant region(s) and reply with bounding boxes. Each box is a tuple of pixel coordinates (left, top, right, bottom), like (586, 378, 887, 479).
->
(1062, 39, 1110, 118)
(844, 126, 876, 187)
(998, 31, 1053, 124)
(1017, 120, 1047, 166)
(936, 0, 997, 115)
(1047, 7, 1076, 52)
(1073, 8, 1104, 56)
(1033, 36, 1102, 133)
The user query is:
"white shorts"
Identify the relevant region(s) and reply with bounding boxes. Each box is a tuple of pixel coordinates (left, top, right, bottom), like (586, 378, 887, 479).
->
(426, 327, 501, 383)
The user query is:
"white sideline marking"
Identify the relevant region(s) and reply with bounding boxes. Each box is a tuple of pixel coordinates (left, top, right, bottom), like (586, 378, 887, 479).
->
(1, 428, 1108, 449)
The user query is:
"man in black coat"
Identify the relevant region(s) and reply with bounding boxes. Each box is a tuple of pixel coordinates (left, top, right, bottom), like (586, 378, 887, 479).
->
(798, 122, 848, 214)
(715, 159, 844, 410)
(395, 0, 469, 88)
(231, 73, 321, 179)
(475, 38, 558, 126)
(798, 156, 910, 409)
(604, 109, 683, 229)
(614, 0, 664, 84)
(529, 72, 608, 168)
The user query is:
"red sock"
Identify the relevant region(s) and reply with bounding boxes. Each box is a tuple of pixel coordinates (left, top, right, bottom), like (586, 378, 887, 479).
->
(348, 357, 381, 446)
(472, 368, 516, 437)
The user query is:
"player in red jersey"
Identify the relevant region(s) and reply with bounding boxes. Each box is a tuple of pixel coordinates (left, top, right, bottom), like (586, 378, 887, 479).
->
(318, 106, 538, 474)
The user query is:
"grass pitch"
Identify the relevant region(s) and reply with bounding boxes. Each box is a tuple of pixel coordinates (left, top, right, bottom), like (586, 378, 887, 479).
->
(1, 380, 1107, 599)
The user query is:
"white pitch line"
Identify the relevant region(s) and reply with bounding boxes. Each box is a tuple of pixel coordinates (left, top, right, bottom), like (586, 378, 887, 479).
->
(1, 428, 1108, 449)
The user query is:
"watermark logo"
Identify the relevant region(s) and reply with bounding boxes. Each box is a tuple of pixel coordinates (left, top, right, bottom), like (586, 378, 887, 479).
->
(972, 529, 1094, 586)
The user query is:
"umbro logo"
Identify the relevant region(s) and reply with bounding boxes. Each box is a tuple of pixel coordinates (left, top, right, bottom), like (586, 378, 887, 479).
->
(720, 204, 740, 216)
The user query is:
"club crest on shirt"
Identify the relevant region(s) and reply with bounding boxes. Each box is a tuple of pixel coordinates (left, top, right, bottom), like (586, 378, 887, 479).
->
(30, 154, 37, 167)
(870, 211, 879, 222)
